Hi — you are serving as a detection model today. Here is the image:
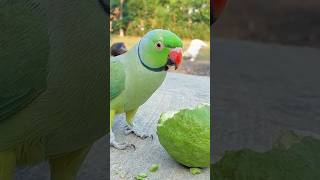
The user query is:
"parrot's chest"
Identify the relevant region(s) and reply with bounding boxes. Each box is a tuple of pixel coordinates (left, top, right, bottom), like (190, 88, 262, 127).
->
(123, 68, 166, 111)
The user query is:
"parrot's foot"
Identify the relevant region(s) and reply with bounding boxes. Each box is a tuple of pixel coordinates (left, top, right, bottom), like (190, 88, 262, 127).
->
(110, 131, 135, 150)
(124, 124, 153, 140)
(110, 140, 135, 150)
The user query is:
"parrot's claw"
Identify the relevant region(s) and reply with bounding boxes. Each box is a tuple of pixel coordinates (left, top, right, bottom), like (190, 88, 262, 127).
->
(110, 130, 135, 150)
(124, 124, 153, 140)
(111, 141, 135, 150)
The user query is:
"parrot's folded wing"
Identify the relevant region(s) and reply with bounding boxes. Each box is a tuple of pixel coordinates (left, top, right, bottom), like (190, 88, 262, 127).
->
(0, 3, 49, 122)
(110, 60, 125, 100)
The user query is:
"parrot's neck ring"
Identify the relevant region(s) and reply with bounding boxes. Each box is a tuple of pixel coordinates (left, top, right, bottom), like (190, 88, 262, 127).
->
(137, 40, 166, 72)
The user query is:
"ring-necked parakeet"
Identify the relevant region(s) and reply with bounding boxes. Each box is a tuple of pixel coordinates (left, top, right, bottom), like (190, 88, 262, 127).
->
(0, 0, 108, 179)
(110, 29, 183, 149)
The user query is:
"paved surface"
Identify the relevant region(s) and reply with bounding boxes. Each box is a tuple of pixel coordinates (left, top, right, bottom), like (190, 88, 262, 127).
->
(111, 73, 210, 180)
(213, 38, 320, 161)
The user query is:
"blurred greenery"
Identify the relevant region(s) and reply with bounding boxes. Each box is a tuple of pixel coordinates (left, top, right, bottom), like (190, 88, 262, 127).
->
(110, 0, 210, 41)
(111, 35, 210, 61)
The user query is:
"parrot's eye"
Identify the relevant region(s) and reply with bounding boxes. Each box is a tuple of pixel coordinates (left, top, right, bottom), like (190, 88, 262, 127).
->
(155, 41, 163, 50)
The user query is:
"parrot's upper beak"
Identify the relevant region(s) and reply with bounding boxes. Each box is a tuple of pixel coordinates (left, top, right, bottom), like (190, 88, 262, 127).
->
(165, 48, 183, 71)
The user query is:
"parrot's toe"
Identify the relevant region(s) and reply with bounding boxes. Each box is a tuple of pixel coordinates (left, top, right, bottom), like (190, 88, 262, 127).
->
(110, 140, 136, 150)
(110, 130, 135, 150)
(124, 124, 153, 140)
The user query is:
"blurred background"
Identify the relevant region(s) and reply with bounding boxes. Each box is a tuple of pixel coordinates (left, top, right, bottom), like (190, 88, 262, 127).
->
(212, 0, 320, 171)
(214, 0, 320, 48)
(110, 0, 210, 76)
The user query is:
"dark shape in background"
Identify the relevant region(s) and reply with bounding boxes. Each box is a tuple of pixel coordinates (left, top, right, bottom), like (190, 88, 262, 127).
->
(110, 42, 127, 56)
(214, 0, 320, 48)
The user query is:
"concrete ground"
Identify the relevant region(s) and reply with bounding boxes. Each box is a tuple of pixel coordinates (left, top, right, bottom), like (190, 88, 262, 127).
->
(110, 73, 210, 180)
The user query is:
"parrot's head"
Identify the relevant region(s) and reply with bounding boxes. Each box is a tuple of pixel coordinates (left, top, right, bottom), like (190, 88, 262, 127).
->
(138, 29, 183, 72)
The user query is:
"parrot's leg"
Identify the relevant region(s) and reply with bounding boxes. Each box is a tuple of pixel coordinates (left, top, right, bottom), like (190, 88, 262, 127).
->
(110, 109, 116, 131)
(124, 109, 153, 139)
(49, 145, 91, 180)
(0, 151, 16, 180)
(110, 109, 135, 150)
(124, 108, 138, 125)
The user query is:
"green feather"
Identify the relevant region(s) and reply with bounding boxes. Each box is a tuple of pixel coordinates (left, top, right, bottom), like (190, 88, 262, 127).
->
(0, 2, 49, 122)
(110, 60, 125, 100)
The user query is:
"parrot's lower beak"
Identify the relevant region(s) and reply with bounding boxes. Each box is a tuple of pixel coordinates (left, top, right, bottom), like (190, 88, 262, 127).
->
(165, 48, 183, 71)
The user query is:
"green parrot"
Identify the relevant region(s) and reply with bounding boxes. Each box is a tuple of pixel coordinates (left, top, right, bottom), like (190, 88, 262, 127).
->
(110, 29, 183, 149)
(0, 0, 108, 179)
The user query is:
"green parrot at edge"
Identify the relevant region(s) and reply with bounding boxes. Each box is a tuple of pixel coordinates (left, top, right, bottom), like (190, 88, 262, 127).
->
(0, 0, 108, 179)
(110, 29, 183, 149)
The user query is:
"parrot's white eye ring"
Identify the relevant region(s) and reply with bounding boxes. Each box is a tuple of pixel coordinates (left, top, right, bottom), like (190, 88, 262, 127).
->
(155, 41, 163, 50)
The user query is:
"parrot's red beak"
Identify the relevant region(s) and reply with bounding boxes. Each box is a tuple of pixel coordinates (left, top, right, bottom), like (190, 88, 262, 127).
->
(166, 48, 183, 70)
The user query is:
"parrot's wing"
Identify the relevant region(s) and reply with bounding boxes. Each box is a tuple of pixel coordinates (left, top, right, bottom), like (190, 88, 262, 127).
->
(110, 60, 125, 100)
(0, 3, 49, 122)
